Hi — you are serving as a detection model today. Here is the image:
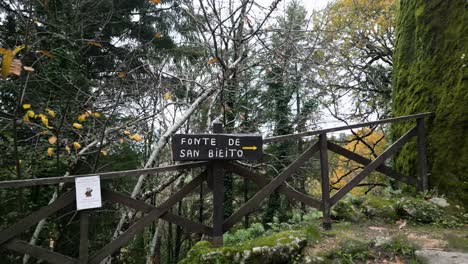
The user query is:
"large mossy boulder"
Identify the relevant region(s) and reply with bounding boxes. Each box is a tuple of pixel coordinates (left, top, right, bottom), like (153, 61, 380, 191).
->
(179, 230, 307, 264)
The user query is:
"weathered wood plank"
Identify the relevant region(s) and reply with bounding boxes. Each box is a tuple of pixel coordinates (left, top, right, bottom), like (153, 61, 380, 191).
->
(89, 172, 206, 264)
(211, 121, 225, 246)
(79, 210, 89, 263)
(225, 163, 322, 209)
(211, 161, 225, 246)
(264, 112, 432, 143)
(327, 142, 419, 187)
(0, 161, 208, 189)
(0, 189, 75, 245)
(319, 134, 331, 229)
(101, 189, 212, 236)
(4, 239, 79, 264)
(223, 142, 319, 231)
(329, 126, 417, 205)
(417, 118, 429, 192)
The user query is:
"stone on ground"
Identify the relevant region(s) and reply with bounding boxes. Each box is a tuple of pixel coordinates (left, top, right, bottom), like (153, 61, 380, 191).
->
(415, 250, 468, 264)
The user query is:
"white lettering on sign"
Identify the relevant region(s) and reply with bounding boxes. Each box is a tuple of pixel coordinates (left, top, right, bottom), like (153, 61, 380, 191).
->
(208, 148, 244, 158)
(180, 137, 216, 146)
(228, 138, 240, 146)
(180, 149, 200, 158)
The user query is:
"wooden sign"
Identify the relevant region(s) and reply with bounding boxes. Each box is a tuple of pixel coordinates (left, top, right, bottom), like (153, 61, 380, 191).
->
(75, 176, 102, 210)
(172, 134, 263, 161)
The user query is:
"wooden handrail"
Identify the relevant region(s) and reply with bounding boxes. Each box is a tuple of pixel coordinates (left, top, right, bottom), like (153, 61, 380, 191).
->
(264, 112, 433, 143)
(0, 161, 208, 189)
(0, 113, 432, 189)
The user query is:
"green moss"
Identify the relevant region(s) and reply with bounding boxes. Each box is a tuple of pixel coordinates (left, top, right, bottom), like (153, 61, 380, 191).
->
(392, 0, 468, 205)
(178, 230, 308, 264)
(361, 196, 398, 221)
(320, 238, 373, 263)
(380, 235, 419, 256)
(446, 234, 468, 252)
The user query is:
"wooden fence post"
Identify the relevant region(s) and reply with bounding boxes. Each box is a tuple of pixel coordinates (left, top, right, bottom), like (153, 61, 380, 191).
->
(319, 134, 331, 230)
(211, 121, 225, 246)
(79, 210, 89, 263)
(417, 118, 428, 192)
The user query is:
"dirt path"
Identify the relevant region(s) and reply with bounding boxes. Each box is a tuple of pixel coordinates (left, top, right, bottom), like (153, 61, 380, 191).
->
(302, 221, 468, 263)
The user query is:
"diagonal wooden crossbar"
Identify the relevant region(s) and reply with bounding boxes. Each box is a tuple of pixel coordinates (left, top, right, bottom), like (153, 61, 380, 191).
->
(223, 141, 320, 231)
(102, 189, 213, 235)
(5, 239, 79, 264)
(225, 162, 322, 209)
(329, 126, 418, 206)
(327, 141, 419, 187)
(0, 189, 76, 246)
(88, 170, 206, 264)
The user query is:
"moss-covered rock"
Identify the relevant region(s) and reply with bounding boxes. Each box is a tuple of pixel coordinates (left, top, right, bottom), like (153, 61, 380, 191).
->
(392, 0, 468, 205)
(361, 196, 398, 221)
(178, 230, 308, 264)
(331, 199, 366, 223)
(397, 197, 444, 223)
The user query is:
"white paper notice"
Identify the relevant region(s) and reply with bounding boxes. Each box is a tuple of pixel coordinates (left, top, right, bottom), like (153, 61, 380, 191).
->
(75, 176, 102, 210)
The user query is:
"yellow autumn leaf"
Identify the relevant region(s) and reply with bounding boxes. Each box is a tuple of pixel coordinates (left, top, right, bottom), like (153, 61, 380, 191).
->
(129, 133, 143, 142)
(37, 114, 50, 128)
(73, 142, 81, 149)
(154, 32, 162, 39)
(72, 123, 83, 129)
(207, 57, 218, 65)
(0, 45, 25, 79)
(23, 114, 30, 122)
(123, 130, 131, 135)
(100, 150, 108, 156)
(22, 104, 31, 109)
(84, 110, 92, 117)
(37, 50, 55, 58)
(48, 136, 57, 144)
(92, 112, 101, 118)
(85, 40, 102, 48)
(47, 147, 54, 157)
(117, 71, 126, 78)
(10, 59, 22, 77)
(164, 91, 172, 100)
(27, 110, 35, 118)
(77, 114, 87, 122)
(65, 146, 71, 153)
(46, 108, 56, 118)
(23, 66, 34, 72)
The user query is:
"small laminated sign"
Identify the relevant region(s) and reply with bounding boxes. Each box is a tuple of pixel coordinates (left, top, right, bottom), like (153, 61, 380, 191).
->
(75, 176, 102, 210)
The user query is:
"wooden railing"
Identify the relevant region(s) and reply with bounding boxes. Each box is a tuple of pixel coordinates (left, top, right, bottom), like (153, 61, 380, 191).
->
(0, 112, 432, 263)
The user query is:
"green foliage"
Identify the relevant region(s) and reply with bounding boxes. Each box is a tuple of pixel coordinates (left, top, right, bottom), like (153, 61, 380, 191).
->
(446, 233, 468, 252)
(332, 199, 367, 223)
(224, 223, 265, 245)
(379, 235, 417, 257)
(396, 197, 465, 227)
(305, 225, 321, 241)
(327, 238, 372, 263)
(392, 0, 468, 205)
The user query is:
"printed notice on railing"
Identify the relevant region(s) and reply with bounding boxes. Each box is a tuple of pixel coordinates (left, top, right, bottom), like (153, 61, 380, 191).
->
(75, 176, 102, 210)
(172, 134, 263, 161)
